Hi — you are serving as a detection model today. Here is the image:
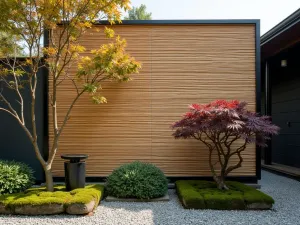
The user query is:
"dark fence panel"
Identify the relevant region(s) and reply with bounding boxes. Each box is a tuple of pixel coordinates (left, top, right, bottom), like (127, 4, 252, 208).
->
(0, 61, 46, 182)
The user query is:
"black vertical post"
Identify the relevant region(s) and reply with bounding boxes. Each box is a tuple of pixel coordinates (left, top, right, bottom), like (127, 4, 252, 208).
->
(255, 21, 261, 180)
(43, 29, 50, 163)
(264, 61, 272, 165)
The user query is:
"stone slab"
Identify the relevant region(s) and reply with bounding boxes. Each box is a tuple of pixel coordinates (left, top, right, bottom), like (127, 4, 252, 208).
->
(246, 203, 273, 210)
(0, 204, 12, 214)
(66, 200, 96, 215)
(14, 204, 64, 215)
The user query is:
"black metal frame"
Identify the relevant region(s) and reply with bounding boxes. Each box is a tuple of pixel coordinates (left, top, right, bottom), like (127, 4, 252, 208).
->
(58, 19, 260, 26)
(264, 61, 272, 165)
(255, 21, 262, 179)
(46, 19, 261, 183)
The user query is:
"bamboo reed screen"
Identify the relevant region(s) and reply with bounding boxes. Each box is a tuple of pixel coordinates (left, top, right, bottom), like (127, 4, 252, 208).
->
(49, 24, 256, 177)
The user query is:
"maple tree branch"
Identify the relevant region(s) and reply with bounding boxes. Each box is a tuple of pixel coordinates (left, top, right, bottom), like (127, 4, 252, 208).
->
(48, 89, 85, 166)
(0, 93, 20, 121)
(0, 107, 19, 120)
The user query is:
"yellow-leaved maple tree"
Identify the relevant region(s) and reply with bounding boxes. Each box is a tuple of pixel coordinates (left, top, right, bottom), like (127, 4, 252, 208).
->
(0, 0, 141, 191)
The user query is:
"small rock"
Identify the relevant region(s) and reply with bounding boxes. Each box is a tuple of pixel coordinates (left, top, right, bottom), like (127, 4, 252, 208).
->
(14, 203, 64, 215)
(66, 200, 95, 215)
(87, 211, 94, 216)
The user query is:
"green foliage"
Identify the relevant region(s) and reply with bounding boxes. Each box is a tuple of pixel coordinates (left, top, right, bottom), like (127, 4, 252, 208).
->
(124, 4, 152, 20)
(176, 180, 274, 210)
(106, 161, 168, 199)
(0, 184, 104, 209)
(0, 160, 35, 195)
(0, 32, 24, 57)
(83, 83, 98, 94)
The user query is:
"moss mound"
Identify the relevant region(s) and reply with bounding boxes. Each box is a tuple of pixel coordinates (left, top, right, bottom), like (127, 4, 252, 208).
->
(0, 184, 104, 212)
(176, 180, 274, 210)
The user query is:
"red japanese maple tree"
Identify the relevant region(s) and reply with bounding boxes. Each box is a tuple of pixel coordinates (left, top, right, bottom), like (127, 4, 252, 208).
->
(171, 100, 279, 190)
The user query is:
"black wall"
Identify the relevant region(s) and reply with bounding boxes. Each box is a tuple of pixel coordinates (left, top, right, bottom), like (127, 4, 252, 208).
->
(0, 62, 46, 182)
(269, 42, 300, 168)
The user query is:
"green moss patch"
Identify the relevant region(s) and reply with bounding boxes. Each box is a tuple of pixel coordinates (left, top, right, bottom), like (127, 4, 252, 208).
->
(68, 185, 103, 205)
(0, 184, 104, 215)
(176, 180, 274, 210)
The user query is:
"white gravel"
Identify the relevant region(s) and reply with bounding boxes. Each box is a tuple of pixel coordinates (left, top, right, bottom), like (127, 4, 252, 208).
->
(1, 170, 300, 225)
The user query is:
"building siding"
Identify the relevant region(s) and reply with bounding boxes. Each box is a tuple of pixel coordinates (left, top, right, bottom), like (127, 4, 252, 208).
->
(49, 24, 257, 177)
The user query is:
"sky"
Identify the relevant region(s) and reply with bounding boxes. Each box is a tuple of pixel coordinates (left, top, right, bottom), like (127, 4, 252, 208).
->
(127, 0, 300, 35)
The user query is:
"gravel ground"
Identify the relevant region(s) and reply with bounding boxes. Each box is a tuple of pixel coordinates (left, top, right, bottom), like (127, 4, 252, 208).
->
(1, 170, 300, 225)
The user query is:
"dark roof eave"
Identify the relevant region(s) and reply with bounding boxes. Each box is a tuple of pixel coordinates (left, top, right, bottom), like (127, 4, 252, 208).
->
(261, 8, 300, 46)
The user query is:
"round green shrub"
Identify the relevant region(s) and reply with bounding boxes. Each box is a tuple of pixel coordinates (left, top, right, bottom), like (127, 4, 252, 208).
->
(106, 161, 168, 199)
(0, 160, 35, 195)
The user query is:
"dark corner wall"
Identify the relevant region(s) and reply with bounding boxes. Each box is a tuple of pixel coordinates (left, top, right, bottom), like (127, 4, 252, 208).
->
(262, 42, 300, 168)
(271, 43, 300, 168)
(0, 62, 47, 182)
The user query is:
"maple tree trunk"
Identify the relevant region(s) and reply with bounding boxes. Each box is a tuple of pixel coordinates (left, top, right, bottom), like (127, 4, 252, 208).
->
(208, 146, 229, 190)
(216, 176, 228, 190)
(218, 158, 229, 190)
(45, 166, 54, 192)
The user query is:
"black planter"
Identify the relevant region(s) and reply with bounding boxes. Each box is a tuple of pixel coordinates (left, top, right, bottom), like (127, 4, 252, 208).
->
(61, 154, 88, 191)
